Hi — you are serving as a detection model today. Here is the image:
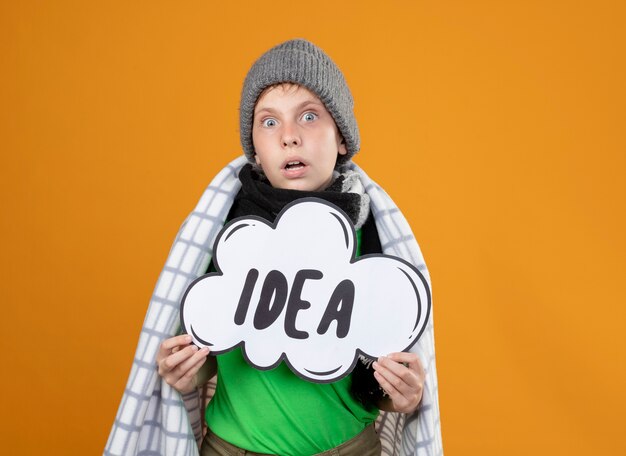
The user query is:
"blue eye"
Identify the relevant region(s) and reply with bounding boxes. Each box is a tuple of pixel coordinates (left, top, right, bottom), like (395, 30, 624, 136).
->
(302, 112, 317, 122)
(262, 118, 277, 127)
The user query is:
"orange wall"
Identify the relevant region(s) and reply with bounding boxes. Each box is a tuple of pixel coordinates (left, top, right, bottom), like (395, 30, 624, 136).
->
(1, 1, 624, 454)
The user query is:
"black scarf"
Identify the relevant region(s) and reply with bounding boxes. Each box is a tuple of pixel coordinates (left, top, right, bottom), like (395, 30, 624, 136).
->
(228, 164, 382, 257)
(230, 164, 360, 223)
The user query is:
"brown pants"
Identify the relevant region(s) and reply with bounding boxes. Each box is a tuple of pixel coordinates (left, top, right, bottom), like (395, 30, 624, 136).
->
(200, 424, 381, 456)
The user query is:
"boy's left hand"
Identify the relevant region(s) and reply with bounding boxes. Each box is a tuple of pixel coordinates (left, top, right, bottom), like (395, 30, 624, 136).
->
(373, 352, 425, 414)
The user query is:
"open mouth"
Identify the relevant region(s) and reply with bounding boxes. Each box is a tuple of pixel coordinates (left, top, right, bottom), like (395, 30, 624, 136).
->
(284, 161, 305, 171)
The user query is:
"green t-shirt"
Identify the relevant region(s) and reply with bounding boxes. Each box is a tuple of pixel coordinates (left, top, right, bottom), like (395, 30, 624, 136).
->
(205, 230, 379, 455)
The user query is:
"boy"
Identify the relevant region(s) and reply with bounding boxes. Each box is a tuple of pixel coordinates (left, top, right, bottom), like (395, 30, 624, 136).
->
(106, 39, 442, 456)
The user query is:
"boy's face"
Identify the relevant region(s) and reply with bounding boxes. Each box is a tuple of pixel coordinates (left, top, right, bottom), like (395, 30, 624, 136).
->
(252, 84, 347, 192)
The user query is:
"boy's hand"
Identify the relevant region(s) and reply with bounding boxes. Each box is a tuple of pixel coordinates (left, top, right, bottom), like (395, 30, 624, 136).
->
(373, 352, 425, 414)
(156, 335, 210, 394)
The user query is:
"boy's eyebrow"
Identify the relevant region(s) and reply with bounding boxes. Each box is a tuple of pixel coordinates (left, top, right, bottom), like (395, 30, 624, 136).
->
(254, 99, 325, 116)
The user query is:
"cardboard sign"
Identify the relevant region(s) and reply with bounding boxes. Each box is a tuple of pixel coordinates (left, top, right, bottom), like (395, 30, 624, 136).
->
(180, 198, 431, 383)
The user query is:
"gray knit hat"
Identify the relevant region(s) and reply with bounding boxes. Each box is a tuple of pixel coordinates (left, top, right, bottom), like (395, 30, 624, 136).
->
(239, 38, 359, 165)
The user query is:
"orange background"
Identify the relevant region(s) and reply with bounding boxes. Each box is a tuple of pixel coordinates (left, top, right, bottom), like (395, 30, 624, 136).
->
(1, 1, 624, 454)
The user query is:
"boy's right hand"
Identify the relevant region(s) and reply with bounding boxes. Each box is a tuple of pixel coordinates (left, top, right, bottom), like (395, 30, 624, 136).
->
(156, 334, 210, 394)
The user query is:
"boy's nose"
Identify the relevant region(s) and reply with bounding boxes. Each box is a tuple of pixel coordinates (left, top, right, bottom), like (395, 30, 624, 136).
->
(281, 125, 301, 148)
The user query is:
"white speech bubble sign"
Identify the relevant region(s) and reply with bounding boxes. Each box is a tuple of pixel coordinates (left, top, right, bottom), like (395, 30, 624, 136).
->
(180, 198, 431, 383)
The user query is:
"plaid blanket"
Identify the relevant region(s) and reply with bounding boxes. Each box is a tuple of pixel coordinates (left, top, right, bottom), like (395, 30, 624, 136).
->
(105, 155, 443, 456)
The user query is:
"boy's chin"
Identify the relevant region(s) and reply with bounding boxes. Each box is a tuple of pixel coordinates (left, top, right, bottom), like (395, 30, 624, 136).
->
(271, 178, 330, 192)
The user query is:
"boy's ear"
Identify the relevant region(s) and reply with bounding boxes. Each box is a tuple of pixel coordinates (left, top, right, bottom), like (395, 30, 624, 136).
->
(338, 138, 347, 156)
(254, 153, 262, 165)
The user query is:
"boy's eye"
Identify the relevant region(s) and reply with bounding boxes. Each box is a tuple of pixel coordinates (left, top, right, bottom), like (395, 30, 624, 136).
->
(302, 112, 317, 122)
(262, 118, 277, 127)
